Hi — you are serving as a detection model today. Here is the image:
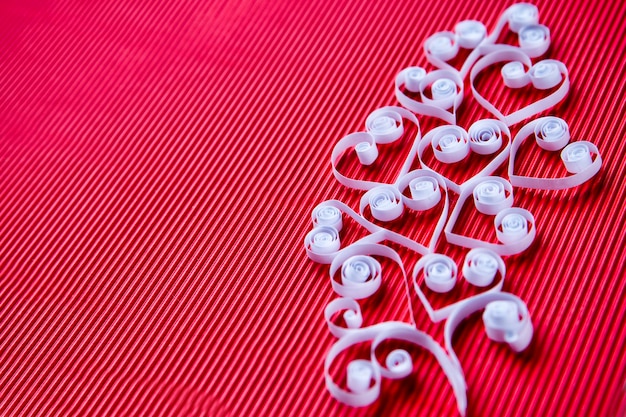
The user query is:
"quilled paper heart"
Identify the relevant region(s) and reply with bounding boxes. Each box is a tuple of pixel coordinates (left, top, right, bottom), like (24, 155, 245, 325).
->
(444, 292, 534, 374)
(324, 321, 467, 412)
(470, 45, 570, 127)
(417, 119, 511, 194)
(444, 176, 536, 256)
(357, 170, 450, 253)
(395, 68, 464, 125)
(508, 116, 603, 190)
(412, 249, 506, 323)
(331, 106, 421, 191)
(422, 3, 545, 80)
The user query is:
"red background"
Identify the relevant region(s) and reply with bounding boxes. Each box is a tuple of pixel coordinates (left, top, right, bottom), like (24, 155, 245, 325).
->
(1, 0, 624, 415)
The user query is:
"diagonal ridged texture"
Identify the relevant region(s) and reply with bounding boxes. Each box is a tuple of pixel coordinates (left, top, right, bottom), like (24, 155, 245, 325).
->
(0, 0, 624, 415)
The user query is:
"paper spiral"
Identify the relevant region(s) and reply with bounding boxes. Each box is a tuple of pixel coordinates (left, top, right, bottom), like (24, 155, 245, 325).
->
(518, 24, 550, 57)
(501, 60, 529, 89)
(472, 177, 513, 215)
(463, 248, 503, 287)
(561, 141, 594, 173)
(483, 300, 534, 351)
(534, 116, 570, 151)
(495, 208, 532, 245)
(506, 3, 539, 33)
(431, 125, 470, 163)
(362, 185, 404, 222)
(324, 298, 363, 338)
(304, 226, 340, 264)
(404, 66, 427, 92)
(454, 20, 487, 49)
(365, 108, 404, 144)
(422, 254, 457, 293)
(468, 119, 506, 155)
(529, 60, 563, 89)
(312, 203, 343, 232)
(424, 32, 459, 61)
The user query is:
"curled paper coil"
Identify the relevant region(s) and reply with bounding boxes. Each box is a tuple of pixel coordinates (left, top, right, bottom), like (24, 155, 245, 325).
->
(424, 31, 459, 62)
(483, 300, 533, 351)
(340, 255, 382, 297)
(431, 125, 470, 164)
(360, 185, 404, 222)
(462, 248, 504, 287)
(506, 3, 539, 33)
(346, 360, 374, 394)
(330, 251, 382, 300)
(561, 141, 596, 174)
(383, 349, 413, 379)
(518, 24, 550, 57)
(468, 119, 506, 155)
(455, 20, 487, 49)
(422, 71, 462, 110)
(444, 292, 534, 376)
(529, 59, 564, 90)
(365, 108, 404, 144)
(325, 298, 364, 338)
(494, 207, 535, 247)
(419, 254, 458, 293)
(509, 118, 602, 189)
(501, 61, 530, 88)
(404, 66, 427, 93)
(304, 226, 340, 264)
(472, 177, 514, 216)
(534, 116, 570, 151)
(397, 169, 443, 212)
(354, 137, 378, 166)
(312, 204, 343, 232)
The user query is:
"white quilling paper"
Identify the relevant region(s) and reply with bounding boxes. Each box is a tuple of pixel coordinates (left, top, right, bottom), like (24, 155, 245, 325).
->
(509, 117, 603, 190)
(305, 3, 602, 413)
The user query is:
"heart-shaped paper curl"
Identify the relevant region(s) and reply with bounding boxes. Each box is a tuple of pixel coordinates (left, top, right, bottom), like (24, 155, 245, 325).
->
(412, 250, 506, 323)
(444, 176, 536, 256)
(470, 45, 570, 127)
(419, 3, 543, 76)
(324, 322, 468, 413)
(395, 68, 464, 125)
(508, 117, 603, 190)
(417, 119, 511, 194)
(331, 106, 421, 191)
(358, 170, 450, 252)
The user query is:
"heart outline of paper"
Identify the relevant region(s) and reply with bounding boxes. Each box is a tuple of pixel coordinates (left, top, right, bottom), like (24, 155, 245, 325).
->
(395, 68, 464, 126)
(508, 117, 603, 190)
(470, 45, 570, 127)
(412, 252, 506, 323)
(331, 106, 422, 191)
(443, 175, 536, 256)
(417, 121, 511, 195)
